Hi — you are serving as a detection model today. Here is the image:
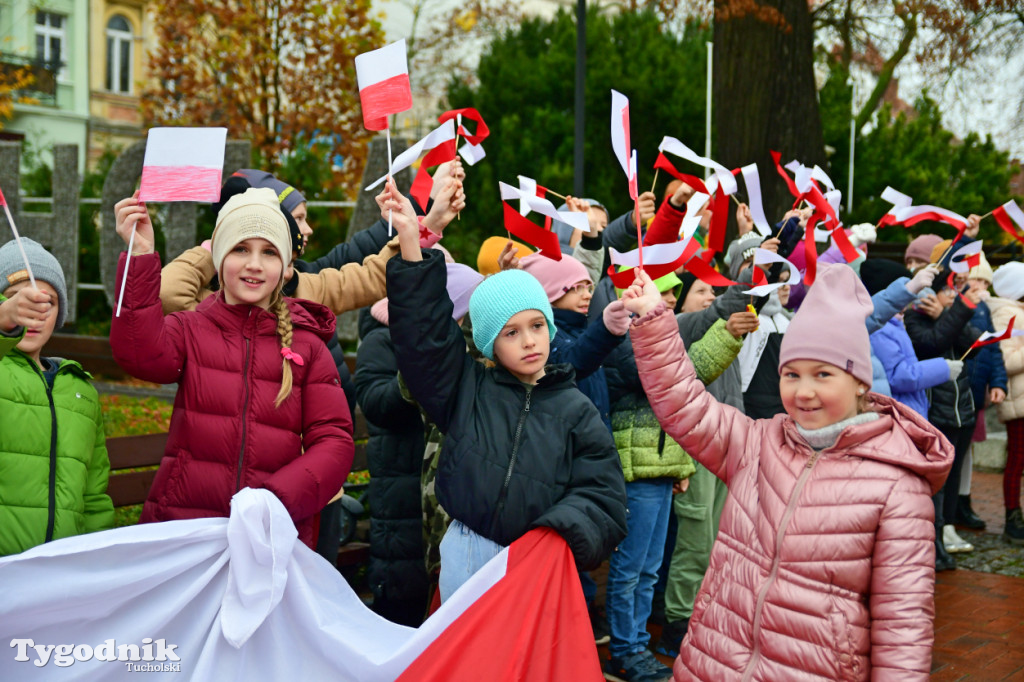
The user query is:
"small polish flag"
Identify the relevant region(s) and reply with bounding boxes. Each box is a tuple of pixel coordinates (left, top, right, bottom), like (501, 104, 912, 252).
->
(138, 127, 228, 203)
(993, 201, 1024, 246)
(969, 316, 1024, 351)
(948, 239, 984, 273)
(355, 40, 413, 131)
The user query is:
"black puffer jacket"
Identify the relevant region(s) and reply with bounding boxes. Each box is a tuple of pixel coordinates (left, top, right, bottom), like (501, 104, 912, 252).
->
(354, 310, 429, 612)
(387, 252, 627, 569)
(905, 297, 981, 430)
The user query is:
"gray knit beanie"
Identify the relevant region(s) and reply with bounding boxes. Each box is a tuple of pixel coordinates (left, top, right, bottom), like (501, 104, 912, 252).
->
(0, 238, 67, 329)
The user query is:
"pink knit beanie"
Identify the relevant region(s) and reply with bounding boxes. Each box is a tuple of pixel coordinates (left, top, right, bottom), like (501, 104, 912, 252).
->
(520, 253, 592, 303)
(778, 263, 874, 387)
(904, 234, 942, 266)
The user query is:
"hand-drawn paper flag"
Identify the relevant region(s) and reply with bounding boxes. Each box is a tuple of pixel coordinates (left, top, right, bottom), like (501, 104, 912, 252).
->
(138, 128, 227, 203)
(355, 39, 413, 131)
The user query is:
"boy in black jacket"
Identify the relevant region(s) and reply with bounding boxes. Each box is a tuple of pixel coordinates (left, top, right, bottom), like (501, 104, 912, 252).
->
(377, 180, 627, 601)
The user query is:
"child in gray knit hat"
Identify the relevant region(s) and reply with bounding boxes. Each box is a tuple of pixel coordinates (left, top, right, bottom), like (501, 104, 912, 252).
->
(0, 238, 114, 556)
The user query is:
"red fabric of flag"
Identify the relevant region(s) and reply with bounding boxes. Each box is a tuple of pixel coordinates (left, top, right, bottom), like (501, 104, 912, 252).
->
(993, 206, 1024, 246)
(408, 138, 458, 208)
(395, 529, 603, 682)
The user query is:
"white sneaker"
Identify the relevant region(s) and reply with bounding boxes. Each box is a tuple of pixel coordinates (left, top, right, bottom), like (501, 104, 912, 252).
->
(943, 524, 974, 553)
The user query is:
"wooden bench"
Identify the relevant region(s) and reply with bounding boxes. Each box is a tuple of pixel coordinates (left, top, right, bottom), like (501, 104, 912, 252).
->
(105, 408, 371, 568)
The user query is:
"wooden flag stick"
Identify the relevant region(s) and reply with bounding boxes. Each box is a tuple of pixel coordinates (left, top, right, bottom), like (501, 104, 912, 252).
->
(115, 221, 137, 317)
(650, 168, 660, 194)
(455, 115, 462, 221)
(545, 188, 568, 201)
(385, 127, 394, 236)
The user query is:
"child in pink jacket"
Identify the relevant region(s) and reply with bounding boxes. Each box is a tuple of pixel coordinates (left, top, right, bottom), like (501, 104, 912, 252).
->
(621, 264, 953, 681)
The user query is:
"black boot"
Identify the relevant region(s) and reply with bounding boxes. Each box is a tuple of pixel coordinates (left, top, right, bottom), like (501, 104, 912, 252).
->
(935, 536, 957, 572)
(653, 618, 689, 657)
(1004, 508, 1024, 546)
(956, 495, 986, 530)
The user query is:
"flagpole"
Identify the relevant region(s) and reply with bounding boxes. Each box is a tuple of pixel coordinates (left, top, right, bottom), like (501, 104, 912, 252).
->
(650, 168, 659, 195)
(2, 203, 37, 290)
(115, 222, 137, 317)
(455, 114, 462, 221)
(386, 126, 394, 236)
(847, 79, 856, 218)
(705, 42, 713, 159)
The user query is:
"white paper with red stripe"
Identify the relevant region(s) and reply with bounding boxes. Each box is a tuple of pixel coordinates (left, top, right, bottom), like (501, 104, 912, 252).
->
(738, 164, 772, 236)
(608, 192, 710, 268)
(948, 239, 985, 273)
(1000, 200, 1024, 229)
(610, 90, 632, 179)
(741, 248, 802, 297)
(658, 136, 737, 196)
(138, 127, 227, 202)
(500, 180, 589, 232)
(355, 40, 413, 131)
(365, 120, 457, 191)
(891, 204, 968, 226)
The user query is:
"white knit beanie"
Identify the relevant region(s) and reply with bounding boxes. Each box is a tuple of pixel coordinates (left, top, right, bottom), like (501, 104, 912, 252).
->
(211, 188, 292, 280)
(993, 262, 1024, 302)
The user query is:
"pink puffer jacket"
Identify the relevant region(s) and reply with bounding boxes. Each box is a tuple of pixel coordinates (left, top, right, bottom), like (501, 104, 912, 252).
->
(631, 306, 953, 682)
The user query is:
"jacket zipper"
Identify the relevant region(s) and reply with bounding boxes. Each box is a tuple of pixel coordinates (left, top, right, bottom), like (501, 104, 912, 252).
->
(494, 386, 532, 521)
(43, 380, 58, 543)
(741, 448, 822, 682)
(952, 361, 962, 427)
(235, 313, 253, 492)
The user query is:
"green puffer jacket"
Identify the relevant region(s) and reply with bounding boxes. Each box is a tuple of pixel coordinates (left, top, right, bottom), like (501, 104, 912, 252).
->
(0, 316, 114, 556)
(608, 318, 743, 482)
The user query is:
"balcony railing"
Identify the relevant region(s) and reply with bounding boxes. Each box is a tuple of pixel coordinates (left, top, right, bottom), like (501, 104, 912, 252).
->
(0, 53, 62, 105)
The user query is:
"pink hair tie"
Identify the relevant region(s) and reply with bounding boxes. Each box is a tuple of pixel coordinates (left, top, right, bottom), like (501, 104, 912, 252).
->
(280, 347, 304, 366)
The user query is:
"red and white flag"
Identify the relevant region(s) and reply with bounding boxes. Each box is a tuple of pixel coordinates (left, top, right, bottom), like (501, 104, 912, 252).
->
(138, 127, 227, 203)
(365, 120, 457, 192)
(0, 489, 601, 681)
(876, 187, 968, 234)
(970, 316, 1024, 351)
(948, 239, 984, 273)
(992, 200, 1024, 246)
(355, 40, 413, 131)
(742, 248, 802, 297)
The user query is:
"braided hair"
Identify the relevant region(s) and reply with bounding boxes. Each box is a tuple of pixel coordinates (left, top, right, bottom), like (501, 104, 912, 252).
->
(271, 295, 295, 407)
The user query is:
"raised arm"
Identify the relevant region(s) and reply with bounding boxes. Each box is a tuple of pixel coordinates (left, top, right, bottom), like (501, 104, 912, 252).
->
(870, 328, 950, 393)
(159, 245, 217, 314)
(623, 272, 756, 482)
(380, 180, 471, 433)
(292, 238, 400, 314)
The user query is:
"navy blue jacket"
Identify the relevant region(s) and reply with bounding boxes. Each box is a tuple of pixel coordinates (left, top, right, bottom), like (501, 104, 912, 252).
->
(549, 307, 624, 432)
(967, 301, 1009, 408)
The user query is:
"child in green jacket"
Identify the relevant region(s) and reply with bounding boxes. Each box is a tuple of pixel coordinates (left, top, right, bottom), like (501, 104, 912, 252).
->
(0, 238, 113, 556)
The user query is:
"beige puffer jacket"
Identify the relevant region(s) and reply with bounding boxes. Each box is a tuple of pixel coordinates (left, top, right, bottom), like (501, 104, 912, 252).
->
(988, 296, 1024, 422)
(630, 305, 953, 682)
(159, 238, 399, 314)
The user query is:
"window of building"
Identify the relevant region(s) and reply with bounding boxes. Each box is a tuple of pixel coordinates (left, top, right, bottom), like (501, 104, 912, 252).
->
(105, 15, 133, 94)
(34, 11, 66, 80)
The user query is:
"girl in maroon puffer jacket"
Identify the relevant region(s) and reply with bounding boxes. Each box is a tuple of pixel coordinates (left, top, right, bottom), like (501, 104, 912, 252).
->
(621, 264, 953, 682)
(111, 188, 353, 549)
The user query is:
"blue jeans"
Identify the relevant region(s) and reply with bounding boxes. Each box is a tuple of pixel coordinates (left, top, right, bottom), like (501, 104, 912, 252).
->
(606, 479, 673, 657)
(438, 520, 504, 602)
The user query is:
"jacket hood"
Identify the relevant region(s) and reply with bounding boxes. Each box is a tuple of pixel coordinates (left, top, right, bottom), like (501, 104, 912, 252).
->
(782, 392, 953, 494)
(985, 296, 1024, 319)
(285, 297, 337, 342)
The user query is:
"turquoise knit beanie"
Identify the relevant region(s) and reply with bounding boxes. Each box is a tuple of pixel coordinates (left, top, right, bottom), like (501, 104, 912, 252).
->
(469, 269, 556, 360)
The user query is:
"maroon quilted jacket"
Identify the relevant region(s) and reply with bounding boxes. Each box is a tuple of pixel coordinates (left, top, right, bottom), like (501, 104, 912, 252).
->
(630, 305, 953, 682)
(111, 253, 353, 548)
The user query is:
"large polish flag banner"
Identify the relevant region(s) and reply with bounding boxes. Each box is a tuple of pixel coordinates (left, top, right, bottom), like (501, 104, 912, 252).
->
(138, 127, 227, 203)
(0, 489, 601, 681)
(355, 40, 413, 131)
